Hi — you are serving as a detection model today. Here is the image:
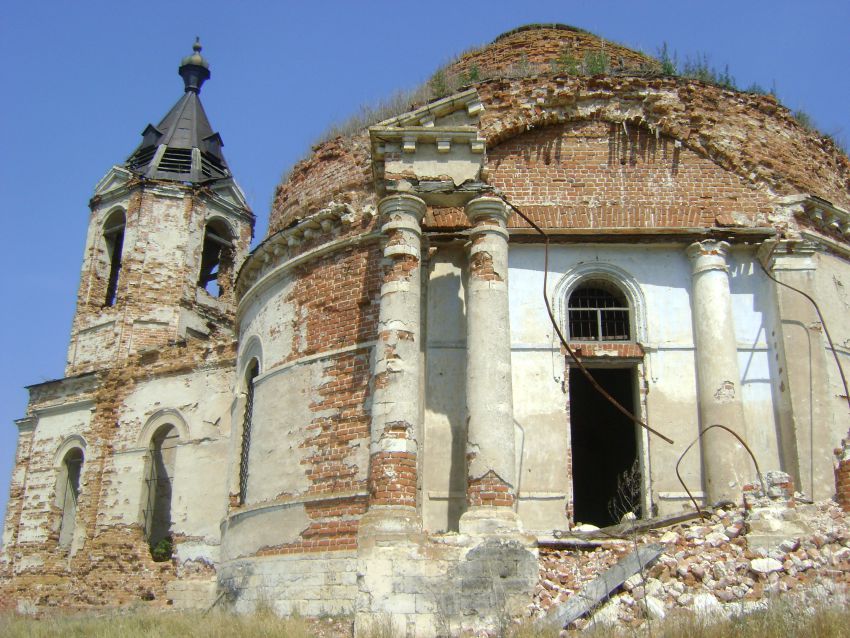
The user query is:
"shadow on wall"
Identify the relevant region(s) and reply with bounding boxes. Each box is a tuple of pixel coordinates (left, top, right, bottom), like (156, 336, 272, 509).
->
(426, 265, 468, 531)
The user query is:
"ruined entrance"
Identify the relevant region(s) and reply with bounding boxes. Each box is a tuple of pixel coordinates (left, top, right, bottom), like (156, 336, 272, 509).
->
(569, 367, 640, 527)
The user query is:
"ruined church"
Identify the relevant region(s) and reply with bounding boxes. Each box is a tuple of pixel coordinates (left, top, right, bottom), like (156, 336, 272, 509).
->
(2, 25, 849, 635)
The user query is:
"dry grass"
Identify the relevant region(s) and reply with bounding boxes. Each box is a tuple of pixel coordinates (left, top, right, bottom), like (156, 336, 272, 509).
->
(0, 608, 327, 638)
(2, 602, 848, 637)
(508, 601, 850, 638)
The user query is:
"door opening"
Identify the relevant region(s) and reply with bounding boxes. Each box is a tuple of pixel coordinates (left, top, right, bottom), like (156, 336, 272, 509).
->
(569, 367, 640, 527)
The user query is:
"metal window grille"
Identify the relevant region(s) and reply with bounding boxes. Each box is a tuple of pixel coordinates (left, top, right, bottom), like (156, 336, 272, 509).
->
(238, 365, 258, 504)
(568, 285, 631, 341)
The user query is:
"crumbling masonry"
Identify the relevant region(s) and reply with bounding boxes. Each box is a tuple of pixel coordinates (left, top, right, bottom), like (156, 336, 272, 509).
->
(2, 25, 849, 635)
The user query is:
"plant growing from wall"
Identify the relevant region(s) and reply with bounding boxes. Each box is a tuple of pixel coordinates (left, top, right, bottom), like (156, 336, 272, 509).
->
(150, 535, 173, 562)
(583, 50, 610, 75)
(551, 46, 580, 75)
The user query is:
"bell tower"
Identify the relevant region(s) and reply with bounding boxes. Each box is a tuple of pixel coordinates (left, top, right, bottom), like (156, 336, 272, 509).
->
(66, 40, 253, 375)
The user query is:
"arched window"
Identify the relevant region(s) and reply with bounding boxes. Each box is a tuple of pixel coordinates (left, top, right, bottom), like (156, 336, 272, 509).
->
(57, 448, 84, 547)
(103, 210, 126, 306)
(198, 219, 234, 297)
(238, 359, 259, 504)
(142, 424, 179, 553)
(568, 280, 631, 341)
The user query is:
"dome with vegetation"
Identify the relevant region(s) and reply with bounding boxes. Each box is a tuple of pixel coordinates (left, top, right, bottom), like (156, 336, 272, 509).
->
(267, 24, 849, 237)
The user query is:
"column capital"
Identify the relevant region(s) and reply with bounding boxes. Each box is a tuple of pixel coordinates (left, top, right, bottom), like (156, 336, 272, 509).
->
(377, 194, 427, 224)
(465, 196, 509, 226)
(687, 240, 730, 275)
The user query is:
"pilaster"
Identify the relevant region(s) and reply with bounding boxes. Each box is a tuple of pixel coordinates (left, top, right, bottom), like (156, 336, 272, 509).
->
(759, 239, 835, 500)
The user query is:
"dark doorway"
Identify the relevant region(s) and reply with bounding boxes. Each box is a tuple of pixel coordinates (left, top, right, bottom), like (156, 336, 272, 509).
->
(569, 367, 640, 527)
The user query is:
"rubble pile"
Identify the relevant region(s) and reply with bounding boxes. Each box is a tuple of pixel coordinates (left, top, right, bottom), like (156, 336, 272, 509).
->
(530, 500, 850, 629)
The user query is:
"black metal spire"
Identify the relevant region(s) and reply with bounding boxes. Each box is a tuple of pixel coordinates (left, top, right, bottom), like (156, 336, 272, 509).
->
(124, 39, 230, 183)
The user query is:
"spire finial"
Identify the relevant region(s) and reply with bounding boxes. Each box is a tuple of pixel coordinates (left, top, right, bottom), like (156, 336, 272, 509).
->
(179, 37, 211, 93)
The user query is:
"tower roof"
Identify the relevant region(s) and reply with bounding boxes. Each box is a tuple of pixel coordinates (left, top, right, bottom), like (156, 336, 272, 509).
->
(125, 39, 230, 183)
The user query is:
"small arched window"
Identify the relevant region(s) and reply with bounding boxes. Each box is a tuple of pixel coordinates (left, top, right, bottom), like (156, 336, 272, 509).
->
(142, 424, 179, 551)
(198, 219, 234, 297)
(238, 359, 259, 505)
(568, 280, 631, 341)
(103, 210, 126, 307)
(58, 448, 84, 547)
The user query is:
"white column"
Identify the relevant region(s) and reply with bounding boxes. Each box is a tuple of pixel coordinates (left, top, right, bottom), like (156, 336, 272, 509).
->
(362, 194, 426, 533)
(460, 196, 518, 532)
(687, 240, 750, 505)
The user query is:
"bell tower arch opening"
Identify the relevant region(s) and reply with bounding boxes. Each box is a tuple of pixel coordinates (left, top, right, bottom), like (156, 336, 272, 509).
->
(102, 209, 126, 307)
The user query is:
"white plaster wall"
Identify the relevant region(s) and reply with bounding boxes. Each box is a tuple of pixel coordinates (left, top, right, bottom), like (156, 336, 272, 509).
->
(245, 364, 316, 504)
(508, 243, 782, 519)
(18, 405, 92, 544)
(423, 246, 467, 532)
(103, 368, 234, 543)
(221, 503, 311, 560)
(728, 248, 783, 474)
(238, 274, 296, 371)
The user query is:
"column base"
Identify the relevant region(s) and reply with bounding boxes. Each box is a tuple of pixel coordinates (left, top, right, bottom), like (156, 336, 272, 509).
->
(459, 507, 523, 535)
(357, 506, 422, 547)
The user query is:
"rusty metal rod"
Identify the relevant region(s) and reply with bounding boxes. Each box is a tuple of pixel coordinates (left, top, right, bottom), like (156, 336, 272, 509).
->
(497, 193, 674, 445)
(760, 241, 850, 414)
(675, 423, 767, 522)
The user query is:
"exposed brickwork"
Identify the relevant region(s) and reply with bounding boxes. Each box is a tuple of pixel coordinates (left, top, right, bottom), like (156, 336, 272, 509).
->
(253, 496, 367, 556)
(488, 122, 772, 229)
(370, 449, 417, 507)
(270, 72, 848, 237)
(476, 76, 849, 210)
(469, 233, 504, 282)
(445, 25, 659, 82)
(567, 342, 645, 359)
(1, 338, 236, 610)
(270, 138, 373, 235)
(69, 180, 252, 376)
(283, 244, 382, 365)
(467, 471, 516, 508)
(836, 433, 850, 512)
(304, 350, 373, 496)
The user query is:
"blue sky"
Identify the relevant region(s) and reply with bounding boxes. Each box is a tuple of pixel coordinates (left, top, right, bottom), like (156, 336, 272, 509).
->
(1, 1, 848, 524)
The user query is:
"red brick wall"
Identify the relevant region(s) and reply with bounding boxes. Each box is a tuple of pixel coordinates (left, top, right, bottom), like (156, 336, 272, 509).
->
(446, 25, 659, 82)
(487, 121, 772, 230)
(837, 453, 850, 513)
(1, 340, 235, 609)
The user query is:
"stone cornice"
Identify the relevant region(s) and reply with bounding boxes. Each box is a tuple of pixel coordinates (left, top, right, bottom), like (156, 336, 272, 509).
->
(369, 89, 487, 206)
(235, 201, 378, 305)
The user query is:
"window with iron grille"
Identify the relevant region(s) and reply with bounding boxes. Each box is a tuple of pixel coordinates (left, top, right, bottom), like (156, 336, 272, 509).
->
(568, 281, 631, 341)
(238, 360, 260, 505)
